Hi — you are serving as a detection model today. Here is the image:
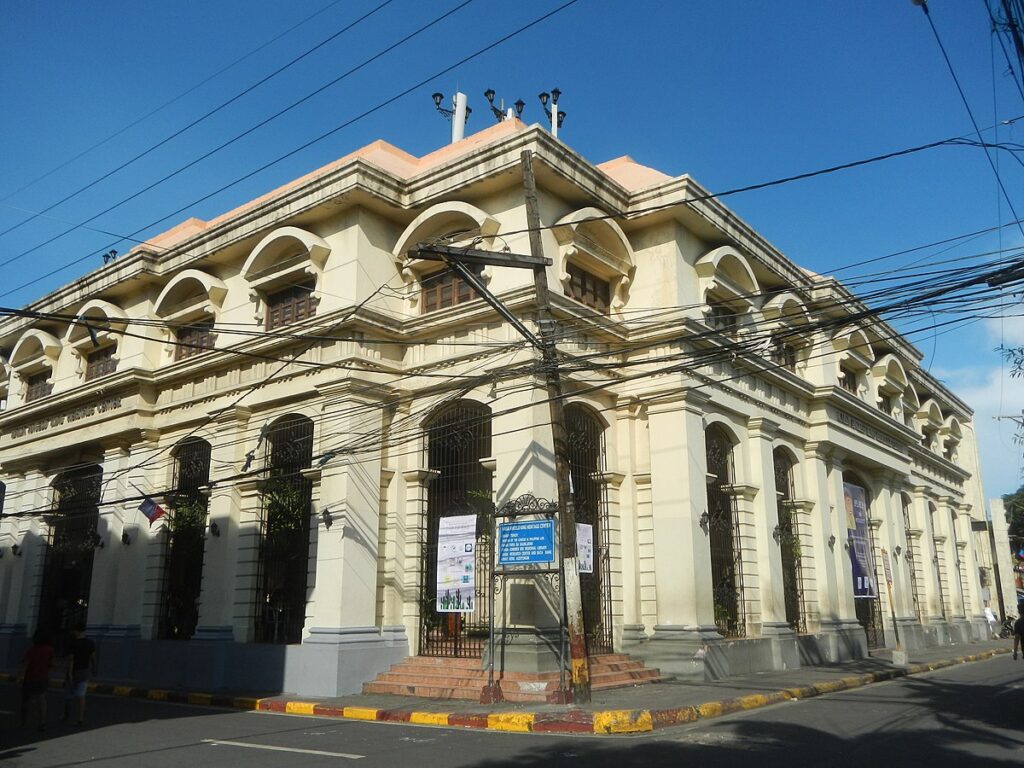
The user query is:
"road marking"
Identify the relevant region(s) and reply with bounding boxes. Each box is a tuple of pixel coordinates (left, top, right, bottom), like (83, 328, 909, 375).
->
(202, 739, 364, 759)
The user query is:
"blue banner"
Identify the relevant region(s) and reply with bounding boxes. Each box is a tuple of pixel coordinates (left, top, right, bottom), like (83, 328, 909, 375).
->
(497, 519, 556, 565)
(844, 482, 876, 598)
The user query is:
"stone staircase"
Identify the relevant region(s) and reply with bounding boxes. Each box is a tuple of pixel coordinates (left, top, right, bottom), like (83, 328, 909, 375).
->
(363, 653, 665, 703)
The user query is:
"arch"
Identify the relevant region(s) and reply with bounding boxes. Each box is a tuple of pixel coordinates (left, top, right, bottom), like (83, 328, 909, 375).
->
(257, 412, 315, 645)
(241, 226, 330, 283)
(703, 415, 742, 448)
(161, 437, 212, 640)
(565, 401, 613, 653)
(941, 415, 962, 440)
(917, 399, 944, 428)
(553, 207, 635, 269)
(832, 327, 872, 361)
(761, 292, 811, 326)
(695, 245, 759, 298)
(10, 328, 61, 369)
(705, 422, 744, 637)
(393, 202, 499, 260)
(64, 299, 129, 352)
(871, 353, 909, 389)
(155, 269, 228, 318)
(420, 399, 493, 656)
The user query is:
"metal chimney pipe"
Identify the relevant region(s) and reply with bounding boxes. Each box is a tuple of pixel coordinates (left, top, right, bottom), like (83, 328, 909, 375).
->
(452, 92, 467, 143)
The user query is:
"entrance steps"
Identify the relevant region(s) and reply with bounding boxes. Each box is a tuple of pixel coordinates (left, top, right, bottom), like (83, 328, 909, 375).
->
(362, 653, 666, 703)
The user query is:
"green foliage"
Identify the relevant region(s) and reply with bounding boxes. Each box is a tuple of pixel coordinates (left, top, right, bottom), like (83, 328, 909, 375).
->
(167, 496, 208, 536)
(264, 479, 309, 539)
(1003, 484, 1024, 540)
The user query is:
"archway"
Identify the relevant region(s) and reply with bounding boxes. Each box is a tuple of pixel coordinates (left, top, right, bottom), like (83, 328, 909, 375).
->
(420, 400, 493, 657)
(843, 472, 884, 648)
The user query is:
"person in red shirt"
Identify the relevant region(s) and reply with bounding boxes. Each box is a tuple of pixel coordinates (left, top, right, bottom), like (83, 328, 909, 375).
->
(19, 629, 55, 731)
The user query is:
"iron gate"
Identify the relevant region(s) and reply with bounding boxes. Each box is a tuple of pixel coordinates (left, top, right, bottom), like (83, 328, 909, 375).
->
(902, 499, 924, 620)
(159, 438, 211, 640)
(774, 451, 805, 634)
(857, 510, 885, 649)
(419, 401, 493, 657)
(39, 465, 103, 645)
(566, 404, 613, 655)
(706, 427, 745, 638)
(255, 415, 314, 645)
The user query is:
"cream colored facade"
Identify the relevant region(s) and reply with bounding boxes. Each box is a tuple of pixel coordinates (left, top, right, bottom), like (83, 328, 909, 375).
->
(0, 121, 1000, 695)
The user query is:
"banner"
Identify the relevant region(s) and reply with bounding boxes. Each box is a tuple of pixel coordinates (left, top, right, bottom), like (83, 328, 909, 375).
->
(436, 514, 477, 613)
(844, 483, 876, 598)
(576, 523, 594, 574)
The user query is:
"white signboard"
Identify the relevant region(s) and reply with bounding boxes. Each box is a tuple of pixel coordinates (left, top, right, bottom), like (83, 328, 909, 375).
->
(576, 523, 594, 574)
(436, 515, 477, 613)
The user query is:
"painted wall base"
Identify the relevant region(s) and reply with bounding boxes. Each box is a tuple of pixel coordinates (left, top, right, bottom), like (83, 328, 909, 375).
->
(484, 628, 563, 675)
(796, 621, 868, 666)
(79, 625, 408, 696)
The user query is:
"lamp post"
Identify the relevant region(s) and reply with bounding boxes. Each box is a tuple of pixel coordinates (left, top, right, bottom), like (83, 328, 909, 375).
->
(431, 92, 471, 143)
(537, 89, 566, 139)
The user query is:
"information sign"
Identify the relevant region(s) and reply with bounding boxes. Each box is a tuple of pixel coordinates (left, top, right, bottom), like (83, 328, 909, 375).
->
(497, 519, 556, 565)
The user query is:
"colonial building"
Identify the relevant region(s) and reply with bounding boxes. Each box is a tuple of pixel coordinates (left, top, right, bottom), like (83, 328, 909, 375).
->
(0, 120, 998, 696)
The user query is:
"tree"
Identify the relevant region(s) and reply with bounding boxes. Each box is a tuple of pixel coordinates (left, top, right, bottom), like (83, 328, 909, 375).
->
(1005, 483, 1024, 542)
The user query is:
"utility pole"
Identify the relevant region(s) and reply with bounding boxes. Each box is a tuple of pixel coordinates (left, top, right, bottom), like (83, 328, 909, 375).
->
(407, 150, 592, 703)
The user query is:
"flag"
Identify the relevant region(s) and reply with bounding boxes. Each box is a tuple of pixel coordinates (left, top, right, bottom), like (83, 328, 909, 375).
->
(138, 496, 166, 527)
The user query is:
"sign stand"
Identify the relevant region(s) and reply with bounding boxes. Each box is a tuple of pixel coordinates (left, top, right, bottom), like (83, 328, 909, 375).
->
(881, 547, 906, 665)
(482, 494, 565, 704)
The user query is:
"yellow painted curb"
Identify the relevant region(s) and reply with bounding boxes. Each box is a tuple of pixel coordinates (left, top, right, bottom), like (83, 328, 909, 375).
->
(234, 697, 259, 710)
(593, 710, 654, 734)
(285, 701, 317, 716)
(487, 712, 535, 732)
(839, 675, 865, 688)
(187, 693, 212, 706)
(736, 694, 771, 710)
(113, 685, 134, 697)
(147, 689, 169, 701)
(410, 712, 451, 726)
(343, 707, 380, 721)
(696, 701, 724, 719)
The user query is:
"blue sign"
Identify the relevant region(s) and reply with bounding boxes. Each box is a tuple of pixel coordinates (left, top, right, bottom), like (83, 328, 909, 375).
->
(497, 520, 556, 565)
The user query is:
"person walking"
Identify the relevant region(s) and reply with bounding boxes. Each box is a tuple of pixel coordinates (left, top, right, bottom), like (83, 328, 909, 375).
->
(19, 629, 55, 732)
(1014, 603, 1024, 660)
(62, 624, 96, 726)
(984, 605, 999, 639)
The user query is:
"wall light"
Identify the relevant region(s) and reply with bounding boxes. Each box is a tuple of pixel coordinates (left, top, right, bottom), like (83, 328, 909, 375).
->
(322, 509, 333, 530)
(210, 521, 221, 537)
(121, 530, 131, 546)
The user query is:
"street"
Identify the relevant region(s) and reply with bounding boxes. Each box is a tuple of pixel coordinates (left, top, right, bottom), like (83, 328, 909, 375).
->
(2, 656, 1022, 766)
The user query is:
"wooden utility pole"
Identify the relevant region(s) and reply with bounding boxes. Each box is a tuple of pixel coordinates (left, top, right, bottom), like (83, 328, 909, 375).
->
(520, 149, 591, 703)
(406, 150, 592, 703)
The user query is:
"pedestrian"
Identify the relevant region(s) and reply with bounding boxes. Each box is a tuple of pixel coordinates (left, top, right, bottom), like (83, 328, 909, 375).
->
(984, 605, 999, 639)
(62, 624, 96, 726)
(18, 628, 55, 732)
(1015, 603, 1024, 660)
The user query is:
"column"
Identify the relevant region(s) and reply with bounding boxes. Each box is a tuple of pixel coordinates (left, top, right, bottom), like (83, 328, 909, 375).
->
(644, 390, 720, 672)
(803, 443, 840, 626)
(747, 418, 788, 636)
(615, 396, 646, 646)
(401, 468, 437, 654)
(913, 487, 945, 624)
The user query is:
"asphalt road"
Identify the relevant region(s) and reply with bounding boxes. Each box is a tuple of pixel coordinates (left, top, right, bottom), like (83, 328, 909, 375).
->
(2, 656, 1022, 767)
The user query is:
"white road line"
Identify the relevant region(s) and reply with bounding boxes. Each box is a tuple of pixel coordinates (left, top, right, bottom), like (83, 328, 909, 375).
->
(202, 739, 364, 759)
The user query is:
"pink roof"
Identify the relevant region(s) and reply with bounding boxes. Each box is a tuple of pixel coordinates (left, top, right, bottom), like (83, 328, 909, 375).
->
(596, 156, 672, 190)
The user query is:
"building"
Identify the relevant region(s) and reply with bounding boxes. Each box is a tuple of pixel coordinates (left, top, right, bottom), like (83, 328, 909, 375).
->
(0, 119, 1000, 696)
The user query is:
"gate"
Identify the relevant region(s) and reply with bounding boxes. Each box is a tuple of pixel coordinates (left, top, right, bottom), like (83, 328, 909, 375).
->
(419, 401, 493, 657)
(706, 427, 745, 637)
(774, 450, 805, 634)
(159, 438, 211, 640)
(902, 498, 923, 620)
(255, 415, 314, 645)
(566, 404, 613, 655)
(39, 465, 103, 644)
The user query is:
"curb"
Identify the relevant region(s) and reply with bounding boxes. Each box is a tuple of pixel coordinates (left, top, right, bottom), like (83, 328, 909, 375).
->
(1, 648, 1009, 735)
(253, 648, 1010, 735)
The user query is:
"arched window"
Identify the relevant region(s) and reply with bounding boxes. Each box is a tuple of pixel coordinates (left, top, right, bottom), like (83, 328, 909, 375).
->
(257, 415, 314, 644)
(40, 465, 103, 639)
(420, 401, 492, 657)
(159, 438, 211, 640)
(566, 403, 613, 654)
(773, 449, 804, 633)
(705, 425, 744, 637)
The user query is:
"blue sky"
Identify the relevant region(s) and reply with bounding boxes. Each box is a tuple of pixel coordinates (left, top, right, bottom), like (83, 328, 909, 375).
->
(1, 0, 1022, 496)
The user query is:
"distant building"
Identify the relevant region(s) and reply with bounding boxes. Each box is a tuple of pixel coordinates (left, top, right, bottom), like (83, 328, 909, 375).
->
(0, 121, 998, 695)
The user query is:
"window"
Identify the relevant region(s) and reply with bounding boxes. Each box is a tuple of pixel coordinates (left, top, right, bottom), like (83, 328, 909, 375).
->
(877, 395, 895, 416)
(25, 370, 52, 402)
(421, 267, 481, 314)
(175, 319, 216, 361)
(266, 282, 317, 330)
(564, 263, 611, 314)
(770, 338, 798, 372)
(707, 299, 740, 338)
(838, 366, 858, 394)
(85, 346, 117, 381)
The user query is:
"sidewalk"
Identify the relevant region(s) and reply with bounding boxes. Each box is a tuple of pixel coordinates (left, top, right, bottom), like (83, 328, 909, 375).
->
(2, 639, 1012, 735)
